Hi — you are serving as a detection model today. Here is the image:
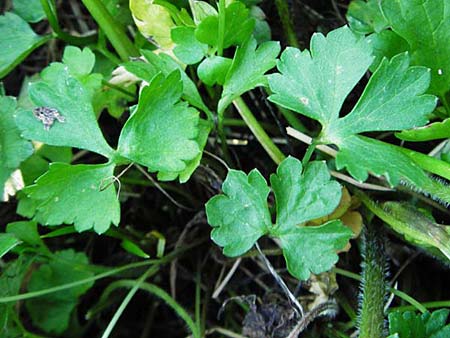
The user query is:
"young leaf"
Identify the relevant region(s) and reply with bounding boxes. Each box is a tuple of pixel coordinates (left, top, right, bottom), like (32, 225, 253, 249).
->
(206, 156, 353, 280)
(172, 26, 208, 65)
(268, 26, 438, 188)
(129, 0, 175, 49)
(23, 163, 120, 234)
(218, 37, 280, 113)
(381, 0, 450, 97)
(13, 0, 45, 23)
(195, 1, 255, 49)
(62, 46, 96, 79)
(140, 50, 211, 116)
(0, 96, 33, 196)
(118, 71, 200, 174)
(197, 56, 232, 86)
(0, 12, 50, 78)
(388, 309, 450, 338)
(26, 249, 94, 334)
(15, 64, 114, 158)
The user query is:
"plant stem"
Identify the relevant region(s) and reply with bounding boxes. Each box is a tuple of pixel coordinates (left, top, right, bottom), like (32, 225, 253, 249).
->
(358, 221, 388, 338)
(233, 97, 286, 164)
(274, 0, 299, 48)
(40, 0, 97, 45)
(217, 0, 226, 56)
(81, 0, 139, 60)
(302, 141, 316, 167)
(101, 266, 157, 338)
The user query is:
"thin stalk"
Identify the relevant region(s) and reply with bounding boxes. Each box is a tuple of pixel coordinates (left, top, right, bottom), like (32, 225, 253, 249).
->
(302, 141, 316, 167)
(81, 0, 139, 60)
(217, 0, 226, 56)
(274, 0, 299, 48)
(233, 97, 286, 164)
(390, 300, 450, 312)
(0, 240, 204, 303)
(40, 0, 97, 46)
(101, 266, 157, 338)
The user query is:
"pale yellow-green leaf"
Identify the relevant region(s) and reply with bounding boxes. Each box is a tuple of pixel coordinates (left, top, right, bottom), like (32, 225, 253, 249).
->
(130, 0, 175, 49)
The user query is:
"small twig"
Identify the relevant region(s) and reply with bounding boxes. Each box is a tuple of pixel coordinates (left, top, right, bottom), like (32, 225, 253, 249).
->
(255, 242, 304, 317)
(286, 127, 337, 157)
(134, 164, 195, 211)
(212, 258, 242, 299)
(330, 171, 394, 192)
(204, 150, 230, 170)
(428, 139, 448, 157)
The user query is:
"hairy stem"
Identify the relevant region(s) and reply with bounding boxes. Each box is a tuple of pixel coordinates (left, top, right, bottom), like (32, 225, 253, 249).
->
(358, 221, 388, 338)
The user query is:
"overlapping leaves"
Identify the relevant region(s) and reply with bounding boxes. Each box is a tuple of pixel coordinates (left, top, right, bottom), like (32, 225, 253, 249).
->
(268, 26, 437, 189)
(206, 156, 353, 280)
(15, 46, 206, 233)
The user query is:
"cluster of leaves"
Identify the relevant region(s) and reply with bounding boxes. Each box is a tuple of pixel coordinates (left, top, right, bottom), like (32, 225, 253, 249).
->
(388, 309, 450, 338)
(1, 0, 450, 336)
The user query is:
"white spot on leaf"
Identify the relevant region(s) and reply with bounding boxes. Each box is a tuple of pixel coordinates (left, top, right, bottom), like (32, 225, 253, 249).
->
(438, 69, 443, 75)
(336, 65, 343, 75)
(300, 97, 309, 105)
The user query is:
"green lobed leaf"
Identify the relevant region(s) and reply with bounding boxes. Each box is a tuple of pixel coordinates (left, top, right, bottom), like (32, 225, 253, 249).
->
(172, 26, 208, 65)
(15, 63, 114, 158)
(0, 96, 33, 196)
(388, 309, 450, 338)
(195, 1, 255, 49)
(346, 0, 388, 34)
(268, 26, 438, 187)
(206, 168, 272, 257)
(197, 56, 232, 86)
(118, 71, 200, 174)
(206, 156, 353, 280)
(269, 26, 373, 126)
(366, 30, 409, 71)
(218, 37, 280, 113)
(26, 249, 94, 334)
(157, 118, 211, 183)
(23, 163, 120, 234)
(381, 0, 450, 97)
(140, 49, 211, 116)
(0, 12, 50, 78)
(6, 220, 45, 248)
(20, 144, 72, 186)
(13, 0, 46, 23)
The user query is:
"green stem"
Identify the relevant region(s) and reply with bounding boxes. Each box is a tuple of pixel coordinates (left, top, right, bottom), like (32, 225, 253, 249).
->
(358, 221, 388, 338)
(390, 300, 450, 312)
(40, 0, 97, 45)
(217, 0, 226, 56)
(0, 240, 203, 303)
(441, 93, 450, 116)
(302, 141, 316, 167)
(274, 0, 299, 48)
(278, 106, 308, 132)
(101, 266, 157, 338)
(233, 97, 286, 164)
(81, 0, 139, 60)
